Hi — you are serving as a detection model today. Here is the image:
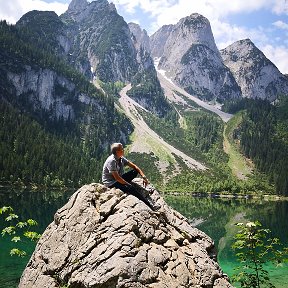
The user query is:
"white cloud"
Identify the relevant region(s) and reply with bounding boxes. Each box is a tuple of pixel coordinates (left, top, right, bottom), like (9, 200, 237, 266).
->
(211, 21, 268, 49)
(262, 44, 288, 74)
(272, 0, 288, 14)
(273, 20, 288, 29)
(0, 0, 68, 24)
(129, 19, 140, 25)
(114, 0, 276, 34)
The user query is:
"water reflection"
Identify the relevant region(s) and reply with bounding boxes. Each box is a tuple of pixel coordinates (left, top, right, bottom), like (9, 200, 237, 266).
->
(0, 187, 75, 230)
(165, 194, 288, 288)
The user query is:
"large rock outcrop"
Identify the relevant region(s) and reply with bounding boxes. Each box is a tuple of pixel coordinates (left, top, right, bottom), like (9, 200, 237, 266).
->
(19, 180, 232, 288)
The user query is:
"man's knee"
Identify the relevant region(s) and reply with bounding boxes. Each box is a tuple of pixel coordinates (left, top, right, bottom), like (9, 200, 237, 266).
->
(131, 169, 138, 177)
(122, 169, 138, 182)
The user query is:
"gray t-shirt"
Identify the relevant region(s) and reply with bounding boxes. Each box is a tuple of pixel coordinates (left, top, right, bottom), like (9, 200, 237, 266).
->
(102, 154, 129, 187)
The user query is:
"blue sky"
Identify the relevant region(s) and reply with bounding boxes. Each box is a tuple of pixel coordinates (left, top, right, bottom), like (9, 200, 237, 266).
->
(1, 0, 288, 74)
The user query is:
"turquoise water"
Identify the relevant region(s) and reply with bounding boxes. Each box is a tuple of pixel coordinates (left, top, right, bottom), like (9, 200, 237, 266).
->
(165, 195, 288, 288)
(0, 188, 287, 287)
(0, 187, 74, 288)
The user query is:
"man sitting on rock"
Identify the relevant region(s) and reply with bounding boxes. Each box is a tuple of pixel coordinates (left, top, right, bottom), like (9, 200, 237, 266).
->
(102, 143, 160, 211)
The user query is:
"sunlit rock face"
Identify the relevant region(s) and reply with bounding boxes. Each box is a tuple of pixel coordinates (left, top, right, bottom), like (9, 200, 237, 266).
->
(220, 39, 288, 101)
(19, 180, 232, 288)
(7, 67, 76, 120)
(151, 13, 241, 102)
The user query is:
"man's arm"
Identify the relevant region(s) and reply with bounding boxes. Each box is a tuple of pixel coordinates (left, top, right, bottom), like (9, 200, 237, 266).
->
(127, 161, 145, 177)
(127, 161, 149, 186)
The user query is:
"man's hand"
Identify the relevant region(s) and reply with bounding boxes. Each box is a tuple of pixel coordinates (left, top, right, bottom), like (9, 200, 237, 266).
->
(142, 176, 149, 187)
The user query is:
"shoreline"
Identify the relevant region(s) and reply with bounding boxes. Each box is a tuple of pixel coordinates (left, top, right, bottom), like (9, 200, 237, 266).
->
(1, 182, 287, 201)
(161, 190, 288, 201)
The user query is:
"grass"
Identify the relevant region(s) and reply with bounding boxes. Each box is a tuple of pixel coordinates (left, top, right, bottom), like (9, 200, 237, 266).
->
(223, 112, 253, 180)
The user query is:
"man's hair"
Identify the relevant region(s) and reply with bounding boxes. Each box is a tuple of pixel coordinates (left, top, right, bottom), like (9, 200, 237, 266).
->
(111, 143, 123, 155)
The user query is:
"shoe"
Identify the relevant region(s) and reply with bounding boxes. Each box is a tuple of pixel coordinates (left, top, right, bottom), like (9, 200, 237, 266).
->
(152, 203, 161, 211)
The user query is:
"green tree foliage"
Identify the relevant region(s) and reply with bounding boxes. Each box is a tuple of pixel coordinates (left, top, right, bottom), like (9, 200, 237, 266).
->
(128, 69, 171, 117)
(0, 99, 132, 187)
(0, 20, 133, 187)
(142, 105, 274, 194)
(223, 98, 288, 196)
(16, 10, 66, 54)
(0, 20, 102, 98)
(0, 206, 41, 257)
(232, 221, 288, 288)
(144, 109, 225, 160)
(142, 108, 236, 192)
(99, 81, 126, 99)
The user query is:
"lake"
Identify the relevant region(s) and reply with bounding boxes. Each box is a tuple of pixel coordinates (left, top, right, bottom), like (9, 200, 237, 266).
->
(0, 187, 287, 288)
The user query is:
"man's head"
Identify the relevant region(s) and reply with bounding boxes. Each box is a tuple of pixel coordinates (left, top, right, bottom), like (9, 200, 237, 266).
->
(111, 143, 124, 157)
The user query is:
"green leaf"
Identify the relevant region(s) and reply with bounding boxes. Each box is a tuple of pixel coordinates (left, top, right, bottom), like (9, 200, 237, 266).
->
(16, 221, 27, 228)
(5, 213, 19, 222)
(27, 219, 38, 226)
(10, 248, 26, 257)
(0, 206, 13, 214)
(11, 236, 21, 243)
(24, 231, 41, 241)
(233, 240, 245, 249)
(1, 226, 16, 236)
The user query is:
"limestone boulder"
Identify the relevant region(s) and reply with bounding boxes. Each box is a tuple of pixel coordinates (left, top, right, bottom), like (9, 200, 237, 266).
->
(19, 179, 233, 288)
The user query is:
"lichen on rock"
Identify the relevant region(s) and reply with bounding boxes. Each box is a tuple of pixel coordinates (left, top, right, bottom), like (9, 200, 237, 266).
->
(19, 179, 233, 288)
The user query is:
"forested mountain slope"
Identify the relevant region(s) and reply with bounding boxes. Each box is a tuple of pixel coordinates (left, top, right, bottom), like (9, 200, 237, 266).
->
(223, 98, 288, 196)
(0, 20, 132, 186)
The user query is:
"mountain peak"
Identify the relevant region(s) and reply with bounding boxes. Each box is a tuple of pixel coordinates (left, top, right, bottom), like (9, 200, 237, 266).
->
(150, 12, 241, 101)
(182, 13, 209, 27)
(237, 38, 255, 48)
(222, 38, 264, 59)
(68, 0, 88, 12)
(221, 39, 288, 101)
(129, 22, 150, 52)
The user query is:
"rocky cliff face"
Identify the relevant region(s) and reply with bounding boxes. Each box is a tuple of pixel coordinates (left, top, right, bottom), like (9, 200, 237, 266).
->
(7, 66, 76, 120)
(12, 0, 170, 116)
(19, 180, 232, 288)
(150, 24, 173, 58)
(128, 22, 153, 71)
(60, 0, 138, 82)
(151, 13, 241, 102)
(220, 39, 288, 101)
(129, 23, 150, 54)
(127, 22, 171, 116)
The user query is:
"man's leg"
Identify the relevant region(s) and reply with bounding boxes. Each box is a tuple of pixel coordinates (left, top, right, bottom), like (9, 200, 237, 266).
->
(110, 181, 155, 210)
(121, 169, 138, 183)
